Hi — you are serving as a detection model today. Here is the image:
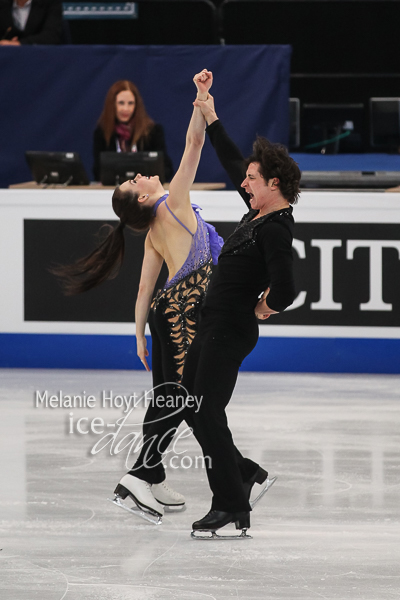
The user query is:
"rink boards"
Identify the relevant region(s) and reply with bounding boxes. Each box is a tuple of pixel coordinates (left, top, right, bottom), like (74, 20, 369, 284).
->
(1, 188, 399, 373)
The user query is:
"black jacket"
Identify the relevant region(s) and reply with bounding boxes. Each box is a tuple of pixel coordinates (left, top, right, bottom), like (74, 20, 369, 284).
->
(92, 122, 174, 182)
(205, 119, 296, 314)
(0, 0, 64, 45)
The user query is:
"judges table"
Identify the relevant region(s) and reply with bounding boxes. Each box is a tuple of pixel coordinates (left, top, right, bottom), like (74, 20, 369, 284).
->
(1, 186, 400, 374)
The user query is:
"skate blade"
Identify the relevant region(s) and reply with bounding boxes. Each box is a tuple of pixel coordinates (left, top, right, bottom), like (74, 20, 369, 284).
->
(191, 528, 252, 540)
(164, 503, 186, 513)
(250, 475, 277, 509)
(107, 495, 162, 525)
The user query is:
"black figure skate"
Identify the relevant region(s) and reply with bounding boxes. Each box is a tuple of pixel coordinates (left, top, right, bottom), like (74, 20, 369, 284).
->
(108, 474, 163, 525)
(191, 510, 252, 540)
(244, 466, 277, 509)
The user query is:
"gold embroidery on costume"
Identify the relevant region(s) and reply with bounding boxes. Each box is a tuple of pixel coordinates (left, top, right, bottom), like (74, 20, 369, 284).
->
(151, 260, 212, 381)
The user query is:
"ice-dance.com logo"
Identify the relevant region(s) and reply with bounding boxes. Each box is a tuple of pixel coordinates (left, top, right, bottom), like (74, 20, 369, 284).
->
(34, 384, 210, 470)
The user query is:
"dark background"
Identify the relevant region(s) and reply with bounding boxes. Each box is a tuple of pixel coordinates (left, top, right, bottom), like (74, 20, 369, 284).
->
(0, 45, 290, 188)
(66, 0, 400, 152)
(3, 1, 400, 190)
(25, 219, 400, 327)
(24, 219, 236, 322)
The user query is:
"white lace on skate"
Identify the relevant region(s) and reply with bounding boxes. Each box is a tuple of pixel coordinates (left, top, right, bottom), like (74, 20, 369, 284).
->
(152, 481, 185, 507)
(119, 474, 164, 515)
(108, 474, 164, 525)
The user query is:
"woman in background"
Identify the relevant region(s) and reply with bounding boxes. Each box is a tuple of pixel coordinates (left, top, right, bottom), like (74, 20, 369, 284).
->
(93, 80, 173, 182)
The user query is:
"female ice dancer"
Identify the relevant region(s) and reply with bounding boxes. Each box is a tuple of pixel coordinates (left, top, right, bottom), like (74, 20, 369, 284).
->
(54, 70, 223, 520)
(122, 84, 301, 538)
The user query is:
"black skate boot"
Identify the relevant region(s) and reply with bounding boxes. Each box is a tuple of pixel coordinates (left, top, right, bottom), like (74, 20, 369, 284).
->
(191, 510, 251, 540)
(243, 466, 277, 508)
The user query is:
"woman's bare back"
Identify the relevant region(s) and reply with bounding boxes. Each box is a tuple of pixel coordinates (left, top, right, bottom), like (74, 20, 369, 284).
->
(149, 200, 198, 280)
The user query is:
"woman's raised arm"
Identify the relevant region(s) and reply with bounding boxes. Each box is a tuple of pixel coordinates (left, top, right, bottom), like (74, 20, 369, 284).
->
(166, 69, 212, 212)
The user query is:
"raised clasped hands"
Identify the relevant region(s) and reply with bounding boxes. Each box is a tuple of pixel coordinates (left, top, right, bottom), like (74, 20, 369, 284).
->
(193, 69, 213, 99)
(254, 287, 278, 320)
(193, 91, 217, 125)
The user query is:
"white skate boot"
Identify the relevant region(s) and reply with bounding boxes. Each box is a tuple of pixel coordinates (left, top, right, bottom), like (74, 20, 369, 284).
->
(108, 474, 164, 525)
(152, 481, 185, 511)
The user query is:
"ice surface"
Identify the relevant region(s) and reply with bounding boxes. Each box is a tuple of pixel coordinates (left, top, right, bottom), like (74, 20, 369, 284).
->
(0, 369, 399, 599)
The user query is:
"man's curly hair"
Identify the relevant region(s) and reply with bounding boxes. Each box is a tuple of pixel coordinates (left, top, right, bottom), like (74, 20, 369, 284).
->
(245, 137, 301, 204)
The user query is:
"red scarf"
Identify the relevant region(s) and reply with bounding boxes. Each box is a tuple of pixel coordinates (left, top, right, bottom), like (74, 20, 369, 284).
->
(115, 123, 133, 152)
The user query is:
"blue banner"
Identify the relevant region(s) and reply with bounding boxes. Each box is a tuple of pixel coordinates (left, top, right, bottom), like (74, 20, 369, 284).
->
(0, 45, 291, 187)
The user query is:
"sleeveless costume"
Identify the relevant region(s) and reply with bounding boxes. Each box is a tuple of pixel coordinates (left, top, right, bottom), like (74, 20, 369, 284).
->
(140, 194, 223, 476)
(149, 194, 222, 382)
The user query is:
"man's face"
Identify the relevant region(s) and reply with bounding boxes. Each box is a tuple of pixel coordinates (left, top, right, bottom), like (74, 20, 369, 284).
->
(241, 162, 275, 211)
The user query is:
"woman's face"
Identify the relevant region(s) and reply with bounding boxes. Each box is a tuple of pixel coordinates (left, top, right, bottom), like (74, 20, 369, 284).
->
(119, 175, 163, 199)
(115, 90, 136, 123)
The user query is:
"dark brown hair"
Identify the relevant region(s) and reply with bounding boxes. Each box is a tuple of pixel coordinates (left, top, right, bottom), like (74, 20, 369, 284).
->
(51, 187, 155, 295)
(98, 80, 155, 146)
(245, 137, 301, 204)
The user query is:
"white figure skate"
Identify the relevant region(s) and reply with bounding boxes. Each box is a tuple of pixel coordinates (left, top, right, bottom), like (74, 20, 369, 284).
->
(108, 474, 164, 525)
(152, 481, 186, 512)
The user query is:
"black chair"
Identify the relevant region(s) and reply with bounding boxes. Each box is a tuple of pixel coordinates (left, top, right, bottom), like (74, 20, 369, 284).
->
(370, 98, 400, 152)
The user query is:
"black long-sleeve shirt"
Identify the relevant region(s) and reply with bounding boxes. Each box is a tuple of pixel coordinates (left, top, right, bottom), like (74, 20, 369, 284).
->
(0, 0, 64, 45)
(203, 120, 296, 315)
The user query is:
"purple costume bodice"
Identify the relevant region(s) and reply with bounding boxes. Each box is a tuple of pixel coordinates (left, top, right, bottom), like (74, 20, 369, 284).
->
(152, 194, 223, 289)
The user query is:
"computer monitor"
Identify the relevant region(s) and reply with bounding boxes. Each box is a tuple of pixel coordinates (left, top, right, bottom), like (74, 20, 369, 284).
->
(25, 151, 90, 185)
(100, 151, 166, 186)
(370, 98, 400, 151)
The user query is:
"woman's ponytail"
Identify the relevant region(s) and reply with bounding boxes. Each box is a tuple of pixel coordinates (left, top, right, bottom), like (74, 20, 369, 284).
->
(51, 221, 126, 295)
(52, 186, 155, 295)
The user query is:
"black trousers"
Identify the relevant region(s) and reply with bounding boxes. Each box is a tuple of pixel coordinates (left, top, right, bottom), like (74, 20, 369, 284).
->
(137, 262, 213, 484)
(133, 308, 260, 513)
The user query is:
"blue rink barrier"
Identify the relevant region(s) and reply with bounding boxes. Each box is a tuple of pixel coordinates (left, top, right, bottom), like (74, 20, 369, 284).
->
(290, 153, 400, 172)
(0, 334, 399, 374)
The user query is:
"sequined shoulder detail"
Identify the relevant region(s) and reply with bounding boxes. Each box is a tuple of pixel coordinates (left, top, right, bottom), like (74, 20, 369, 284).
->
(220, 206, 293, 257)
(164, 205, 223, 289)
(165, 211, 210, 288)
